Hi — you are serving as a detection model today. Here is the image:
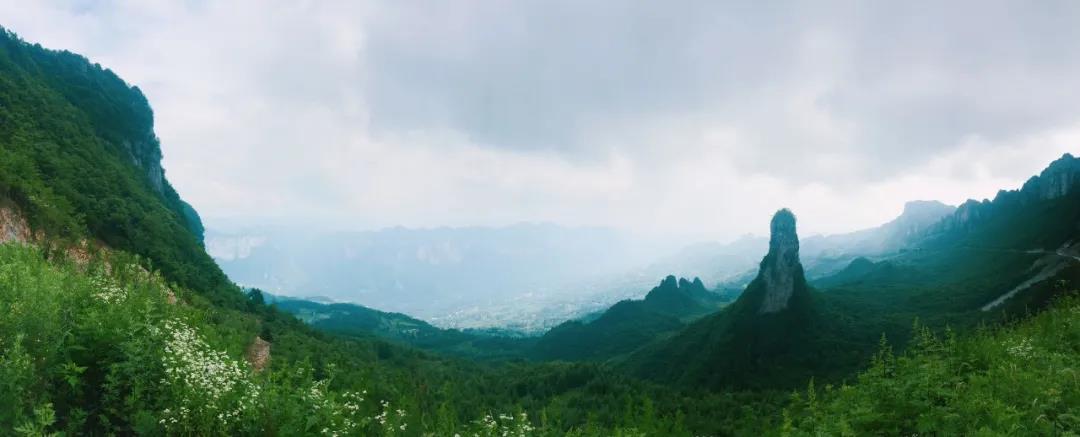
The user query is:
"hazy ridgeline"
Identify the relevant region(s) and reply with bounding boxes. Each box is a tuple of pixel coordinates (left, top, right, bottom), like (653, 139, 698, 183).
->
(2, 19, 1080, 437)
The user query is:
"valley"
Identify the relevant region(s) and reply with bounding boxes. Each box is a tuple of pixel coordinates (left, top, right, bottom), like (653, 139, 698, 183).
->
(1, 13, 1079, 436)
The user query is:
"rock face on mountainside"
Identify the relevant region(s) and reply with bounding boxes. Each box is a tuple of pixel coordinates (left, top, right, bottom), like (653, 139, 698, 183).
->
(622, 208, 820, 389)
(934, 153, 1080, 232)
(0, 204, 31, 244)
(0, 28, 222, 296)
(246, 336, 271, 373)
(759, 209, 803, 313)
(1021, 152, 1080, 200)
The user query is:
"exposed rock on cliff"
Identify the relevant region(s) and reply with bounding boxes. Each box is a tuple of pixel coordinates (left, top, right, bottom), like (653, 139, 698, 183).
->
(622, 208, 819, 389)
(933, 153, 1080, 233)
(246, 336, 271, 373)
(0, 204, 31, 244)
(1021, 152, 1080, 201)
(759, 209, 803, 313)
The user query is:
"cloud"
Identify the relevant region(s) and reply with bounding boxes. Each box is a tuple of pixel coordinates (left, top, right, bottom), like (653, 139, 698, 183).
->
(1, 0, 1077, 240)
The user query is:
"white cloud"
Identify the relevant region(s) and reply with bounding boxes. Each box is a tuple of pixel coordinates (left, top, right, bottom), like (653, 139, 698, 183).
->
(1, 1, 1077, 241)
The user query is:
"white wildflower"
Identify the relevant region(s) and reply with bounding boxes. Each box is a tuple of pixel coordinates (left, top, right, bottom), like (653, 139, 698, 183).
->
(1006, 337, 1035, 359)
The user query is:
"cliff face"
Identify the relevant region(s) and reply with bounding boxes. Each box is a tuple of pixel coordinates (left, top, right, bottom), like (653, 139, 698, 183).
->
(2, 28, 203, 243)
(1021, 153, 1080, 201)
(0, 28, 223, 301)
(623, 208, 818, 389)
(933, 153, 1079, 233)
(759, 209, 803, 313)
(123, 133, 166, 195)
(0, 204, 31, 244)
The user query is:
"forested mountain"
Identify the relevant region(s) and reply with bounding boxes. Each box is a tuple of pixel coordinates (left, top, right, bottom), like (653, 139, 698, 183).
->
(272, 297, 535, 359)
(651, 199, 957, 289)
(270, 273, 732, 364)
(0, 28, 738, 435)
(530, 276, 728, 361)
(2, 25, 1079, 436)
(209, 198, 954, 335)
(624, 209, 829, 389)
(0, 27, 225, 303)
(625, 153, 1080, 391)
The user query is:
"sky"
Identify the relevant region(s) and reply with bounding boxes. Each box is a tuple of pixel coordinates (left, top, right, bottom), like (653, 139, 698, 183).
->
(2, 1, 1079, 241)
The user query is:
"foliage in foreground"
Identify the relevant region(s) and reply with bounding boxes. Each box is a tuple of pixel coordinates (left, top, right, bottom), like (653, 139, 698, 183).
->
(784, 283, 1080, 436)
(1, 243, 786, 435)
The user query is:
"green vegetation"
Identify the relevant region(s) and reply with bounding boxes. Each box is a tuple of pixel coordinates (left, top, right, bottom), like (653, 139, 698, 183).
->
(532, 276, 727, 361)
(785, 285, 1080, 435)
(624, 227, 826, 390)
(0, 28, 784, 436)
(2, 24, 1079, 436)
(0, 27, 233, 307)
(273, 297, 536, 359)
(1, 243, 781, 435)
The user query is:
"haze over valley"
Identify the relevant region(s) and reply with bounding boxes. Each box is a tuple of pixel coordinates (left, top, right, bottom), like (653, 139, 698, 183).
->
(205, 198, 960, 333)
(2, 2, 1080, 435)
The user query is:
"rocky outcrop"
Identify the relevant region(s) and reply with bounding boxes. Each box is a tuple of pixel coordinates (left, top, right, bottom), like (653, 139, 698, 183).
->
(1020, 153, 1080, 201)
(0, 204, 32, 244)
(759, 209, 803, 314)
(946, 199, 994, 230)
(245, 336, 271, 373)
(123, 133, 165, 195)
(929, 153, 1080, 234)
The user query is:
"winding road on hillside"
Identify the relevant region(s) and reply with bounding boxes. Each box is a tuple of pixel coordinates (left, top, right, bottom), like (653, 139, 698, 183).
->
(980, 244, 1079, 311)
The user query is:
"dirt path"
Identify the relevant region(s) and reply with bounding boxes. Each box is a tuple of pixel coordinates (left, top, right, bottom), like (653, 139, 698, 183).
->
(980, 243, 1079, 312)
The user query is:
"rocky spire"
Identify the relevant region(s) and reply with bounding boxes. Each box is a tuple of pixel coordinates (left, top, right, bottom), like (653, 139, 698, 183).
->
(758, 209, 803, 314)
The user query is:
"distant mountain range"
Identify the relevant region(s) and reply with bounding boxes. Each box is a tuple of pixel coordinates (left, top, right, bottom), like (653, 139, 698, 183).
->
(621, 153, 1080, 390)
(207, 224, 680, 321)
(269, 153, 1080, 392)
(8, 25, 1076, 435)
(653, 199, 957, 287)
(211, 198, 958, 333)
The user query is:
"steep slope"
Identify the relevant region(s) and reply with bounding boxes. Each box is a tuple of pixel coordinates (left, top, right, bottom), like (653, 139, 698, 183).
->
(642, 276, 724, 317)
(530, 275, 727, 361)
(654, 199, 956, 287)
(628, 155, 1080, 391)
(786, 289, 1080, 435)
(821, 153, 1080, 319)
(1, 29, 751, 436)
(0, 28, 229, 304)
(924, 153, 1080, 250)
(624, 209, 832, 389)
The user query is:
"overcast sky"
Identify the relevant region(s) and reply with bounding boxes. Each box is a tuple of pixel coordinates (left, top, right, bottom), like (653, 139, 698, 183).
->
(3, 1, 1078, 240)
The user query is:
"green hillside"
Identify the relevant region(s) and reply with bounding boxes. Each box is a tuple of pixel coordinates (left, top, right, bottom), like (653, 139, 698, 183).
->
(0, 27, 230, 306)
(625, 180, 1080, 390)
(530, 276, 727, 361)
(784, 287, 1080, 435)
(624, 209, 831, 389)
(0, 28, 716, 435)
(273, 298, 535, 359)
(2, 25, 1080, 436)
